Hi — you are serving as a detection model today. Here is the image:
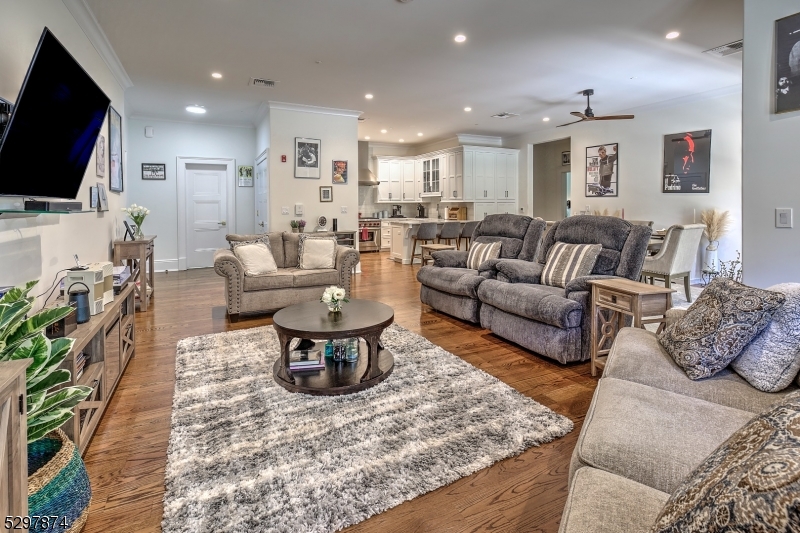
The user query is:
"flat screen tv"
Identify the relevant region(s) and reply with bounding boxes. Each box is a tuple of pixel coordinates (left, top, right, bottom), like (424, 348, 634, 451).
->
(0, 27, 110, 199)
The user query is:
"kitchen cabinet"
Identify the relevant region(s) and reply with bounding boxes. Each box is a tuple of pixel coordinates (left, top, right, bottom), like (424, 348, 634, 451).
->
(421, 157, 441, 195)
(497, 200, 517, 215)
(474, 151, 496, 200)
(380, 221, 391, 250)
(414, 159, 423, 200)
(390, 225, 404, 260)
(495, 153, 517, 200)
(474, 202, 497, 220)
(375, 158, 401, 202)
(377, 159, 390, 202)
(401, 160, 415, 201)
(444, 150, 463, 201)
(463, 149, 475, 201)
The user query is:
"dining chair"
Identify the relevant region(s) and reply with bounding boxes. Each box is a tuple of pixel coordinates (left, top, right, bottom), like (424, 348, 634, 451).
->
(438, 222, 461, 249)
(640, 223, 705, 302)
(410, 223, 438, 265)
(459, 221, 481, 250)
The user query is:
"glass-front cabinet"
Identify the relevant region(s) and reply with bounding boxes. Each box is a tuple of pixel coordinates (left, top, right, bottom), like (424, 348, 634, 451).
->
(422, 157, 440, 194)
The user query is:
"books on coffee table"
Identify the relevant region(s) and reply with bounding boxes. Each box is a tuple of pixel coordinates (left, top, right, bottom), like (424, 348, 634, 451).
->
(289, 349, 325, 371)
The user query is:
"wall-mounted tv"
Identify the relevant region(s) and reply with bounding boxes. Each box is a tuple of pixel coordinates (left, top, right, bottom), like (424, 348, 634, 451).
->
(0, 27, 111, 199)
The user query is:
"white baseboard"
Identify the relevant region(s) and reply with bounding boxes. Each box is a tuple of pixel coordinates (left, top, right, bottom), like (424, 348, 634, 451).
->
(154, 258, 180, 272)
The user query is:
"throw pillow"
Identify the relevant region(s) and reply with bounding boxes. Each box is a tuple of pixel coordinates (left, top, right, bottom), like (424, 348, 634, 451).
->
(540, 242, 602, 288)
(650, 391, 800, 533)
(466, 241, 501, 270)
(298, 234, 337, 270)
(228, 234, 269, 251)
(657, 277, 786, 380)
(731, 283, 800, 392)
(233, 242, 278, 276)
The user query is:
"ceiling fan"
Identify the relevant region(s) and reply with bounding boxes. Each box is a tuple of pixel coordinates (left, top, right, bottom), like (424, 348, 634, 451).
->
(557, 89, 634, 127)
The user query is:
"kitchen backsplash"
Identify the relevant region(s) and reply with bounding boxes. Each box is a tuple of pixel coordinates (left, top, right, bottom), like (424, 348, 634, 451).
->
(358, 186, 472, 219)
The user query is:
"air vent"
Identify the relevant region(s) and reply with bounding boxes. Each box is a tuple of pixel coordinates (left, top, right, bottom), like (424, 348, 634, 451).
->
(491, 112, 519, 119)
(249, 77, 277, 88)
(703, 40, 743, 57)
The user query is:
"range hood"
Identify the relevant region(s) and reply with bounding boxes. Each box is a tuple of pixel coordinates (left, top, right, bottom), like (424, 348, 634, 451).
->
(358, 168, 378, 186)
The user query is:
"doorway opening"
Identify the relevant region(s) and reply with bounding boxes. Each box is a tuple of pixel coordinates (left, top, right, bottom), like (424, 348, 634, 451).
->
(177, 157, 237, 270)
(531, 137, 571, 221)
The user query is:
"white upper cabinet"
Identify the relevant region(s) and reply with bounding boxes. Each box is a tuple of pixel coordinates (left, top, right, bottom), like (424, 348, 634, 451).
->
(475, 151, 496, 200)
(444, 151, 464, 201)
(463, 149, 475, 201)
(377, 159, 390, 202)
(495, 153, 517, 200)
(389, 160, 402, 202)
(414, 159, 423, 200)
(401, 160, 415, 201)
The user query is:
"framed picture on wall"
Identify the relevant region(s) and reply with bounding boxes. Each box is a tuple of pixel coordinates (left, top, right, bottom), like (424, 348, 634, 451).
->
(319, 186, 333, 202)
(775, 12, 800, 113)
(332, 160, 348, 184)
(295, 137, 321, 178)
(237, 165, 254, 186)
(97, 183, 109, 211)
(561, 151, 570, 166)
(108, 106, 123, 192)
(142, 163, 166, 180)
(95, 135, 105, 177)
(585, 143, 618, 197)
(89, 186, 98, 209)
(662, 130, 711, 193)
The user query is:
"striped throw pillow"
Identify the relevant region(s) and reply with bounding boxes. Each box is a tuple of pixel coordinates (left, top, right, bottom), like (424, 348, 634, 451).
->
(541, 242, 602, 288)
(466, 241, 502, 270)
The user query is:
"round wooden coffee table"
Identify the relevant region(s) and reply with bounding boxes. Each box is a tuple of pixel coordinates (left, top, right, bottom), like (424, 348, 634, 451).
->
(272, 299, 394, 396)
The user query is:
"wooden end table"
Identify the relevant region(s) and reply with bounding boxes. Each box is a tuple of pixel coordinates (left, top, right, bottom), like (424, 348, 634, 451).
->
(272, 299, 395, 396)
(113, 235, 156, 312)
(588, 278, 675, 377)
(419, 243, 456, 265)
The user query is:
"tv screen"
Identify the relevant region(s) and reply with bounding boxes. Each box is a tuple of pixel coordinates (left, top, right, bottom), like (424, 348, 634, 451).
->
(0, 28, 110, 199)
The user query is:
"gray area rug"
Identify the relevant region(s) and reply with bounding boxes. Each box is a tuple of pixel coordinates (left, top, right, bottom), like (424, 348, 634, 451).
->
(162, 324, 573, 533)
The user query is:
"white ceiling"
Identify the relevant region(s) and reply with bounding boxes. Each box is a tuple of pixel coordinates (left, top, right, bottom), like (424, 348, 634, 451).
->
(84, 0, 743, 144)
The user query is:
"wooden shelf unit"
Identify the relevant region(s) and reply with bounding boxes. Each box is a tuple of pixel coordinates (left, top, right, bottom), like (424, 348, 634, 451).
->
(60, 283, 136, 455)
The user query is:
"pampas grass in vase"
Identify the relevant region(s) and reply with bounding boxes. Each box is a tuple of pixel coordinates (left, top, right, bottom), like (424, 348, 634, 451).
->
(700, 209, 731, 272)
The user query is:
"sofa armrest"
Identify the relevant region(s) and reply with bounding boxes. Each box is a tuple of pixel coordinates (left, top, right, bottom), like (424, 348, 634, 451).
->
(214, 249, 245, 316)
(665, 308, 688, 328)
(564, 275, 620, 295)
(477, 258, 503, 274)
(494, 259, 544, 284)
(432, 250, 468, 268)
(334, 246, 360, 297)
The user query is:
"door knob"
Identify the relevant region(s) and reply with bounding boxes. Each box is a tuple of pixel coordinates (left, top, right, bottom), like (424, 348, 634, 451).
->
(219, 221, 227, 226)
(258, 221, 265, 227)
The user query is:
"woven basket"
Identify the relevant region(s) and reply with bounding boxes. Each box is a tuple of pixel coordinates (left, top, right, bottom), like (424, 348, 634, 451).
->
(28, 429, 91, 533)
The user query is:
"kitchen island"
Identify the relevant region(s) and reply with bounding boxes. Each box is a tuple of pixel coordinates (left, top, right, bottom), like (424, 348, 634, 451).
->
(387, 218, 477, 264)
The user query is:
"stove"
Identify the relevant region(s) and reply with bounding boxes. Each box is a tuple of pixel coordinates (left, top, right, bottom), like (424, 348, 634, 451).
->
(358, 218, 381, 252)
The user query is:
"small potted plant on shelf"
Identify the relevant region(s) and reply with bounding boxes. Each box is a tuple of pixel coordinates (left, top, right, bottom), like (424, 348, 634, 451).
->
(298, 219, 307, 233)
(0, 281, 93, 531)
(290, 220, 299, 233)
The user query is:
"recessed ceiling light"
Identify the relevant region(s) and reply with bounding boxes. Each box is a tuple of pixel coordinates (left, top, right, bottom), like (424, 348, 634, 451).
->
(399, 139, 405, 143)
(365, 94, 374, 99)
(365, 136, 370, 140)
(666, 31, 680, 39)
(381, 129, 387, 133)
(454, 34, 466, 43)
(211, 72, 222, 79)
(464, 107, 472, 112)
(543, 117, 550, 122)
(417, 132, 423, 136)
(186, 105, 206, 114)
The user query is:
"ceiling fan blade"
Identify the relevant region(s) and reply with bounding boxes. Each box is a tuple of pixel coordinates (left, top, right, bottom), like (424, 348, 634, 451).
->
(557, 119, 586, 127)
(593, 115, 635, 120)
(570, 111, 587, 118)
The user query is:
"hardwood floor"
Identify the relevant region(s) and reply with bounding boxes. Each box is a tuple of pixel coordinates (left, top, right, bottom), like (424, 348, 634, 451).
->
(81, 252, 598, 533)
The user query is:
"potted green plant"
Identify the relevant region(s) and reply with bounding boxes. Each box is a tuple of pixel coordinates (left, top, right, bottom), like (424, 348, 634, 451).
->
(290, 220, 299, 233)
(0, 281, 93, 530)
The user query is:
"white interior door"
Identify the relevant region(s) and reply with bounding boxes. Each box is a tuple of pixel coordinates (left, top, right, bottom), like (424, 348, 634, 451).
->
(186, 163, 228, 268)
(255, 152, 268, 233)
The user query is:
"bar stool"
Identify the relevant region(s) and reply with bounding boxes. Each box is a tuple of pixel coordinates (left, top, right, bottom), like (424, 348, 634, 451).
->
(438, 222, 461, 249)
(459, 221, 480, 250)
(410, 223, 438, 265)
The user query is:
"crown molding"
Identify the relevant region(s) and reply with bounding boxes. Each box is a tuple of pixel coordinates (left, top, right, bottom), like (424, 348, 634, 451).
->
(62, 0, 133, 90)
(455, 134, 503, 147)
(129, 114, 256, 129)
(268, 101, 362, 118)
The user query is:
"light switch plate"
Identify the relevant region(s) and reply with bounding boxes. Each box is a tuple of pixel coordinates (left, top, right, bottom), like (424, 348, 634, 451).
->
(776, 208, 793, 228)
(341, 206, 348, 213)
(281, 206, 290, 215)
(295, 204, 304, 216)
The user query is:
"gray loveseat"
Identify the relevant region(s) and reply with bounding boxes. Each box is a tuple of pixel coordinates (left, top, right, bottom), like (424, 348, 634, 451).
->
(559, 315, 799, 532)
(416, 214, 547, 323)
(213, 232, 360, 321)
(478, 216, 651, 364)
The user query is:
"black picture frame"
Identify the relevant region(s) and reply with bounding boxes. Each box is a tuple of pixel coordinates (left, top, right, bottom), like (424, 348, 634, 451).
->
(123, 220, 135, 241)
(662, 130, 712, 193)
(89, 186, 98, 209)
(585, 143, 618, 197)
(295, 137, 321, 178)
(108, 106, 123, 192)
(561, 151, 570, 166)
(142, 163, 166, 180)
(775, 12, 800, 113)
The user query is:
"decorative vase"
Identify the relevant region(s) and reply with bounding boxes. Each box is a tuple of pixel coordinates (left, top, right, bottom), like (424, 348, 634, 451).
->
(299, 227, 305, 233)
(704, 243, 719, 272)
(291, 228, 298, 233)
(327, 302, 342, 313)
(133, 224, 145, 240)
(28, 429, 92, 533)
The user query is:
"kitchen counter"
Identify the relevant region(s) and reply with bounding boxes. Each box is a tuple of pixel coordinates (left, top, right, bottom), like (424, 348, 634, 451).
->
(386, 219, 476, 264)
(386, 218, 476, 225)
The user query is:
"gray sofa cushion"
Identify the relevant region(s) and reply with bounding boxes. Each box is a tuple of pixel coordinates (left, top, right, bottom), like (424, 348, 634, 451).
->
(559, 467, 669, 533)
(495, 260, 544, 284)
(651, 391, 800, 533)
(282, 232, 301, 268)
(605, 328, 796, 413)
(292, 268, 339, 287)
(572, 377, 755, 494)
(657, 278, 786, 380)
(731, 282, 800, 392)
(416, 266, 484, 299)
(478, 280, 581, 329)
(242, 270, 294, 291)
